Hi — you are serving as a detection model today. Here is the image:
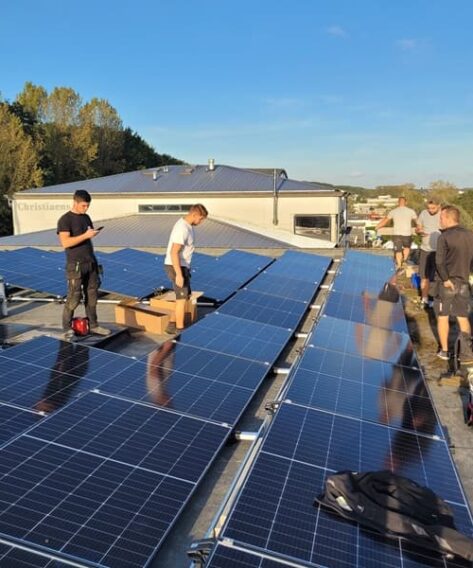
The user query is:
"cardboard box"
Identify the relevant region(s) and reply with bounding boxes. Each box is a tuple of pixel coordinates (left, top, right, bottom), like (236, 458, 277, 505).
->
(150, 291, 203, 324)
(115, 299, 173, 334)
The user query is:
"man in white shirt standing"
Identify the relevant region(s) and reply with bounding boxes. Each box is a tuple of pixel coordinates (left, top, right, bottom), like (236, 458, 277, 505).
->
(164, 203, 208, 334)
(376, 196, 417, 270)
(416, 199, 441, 307)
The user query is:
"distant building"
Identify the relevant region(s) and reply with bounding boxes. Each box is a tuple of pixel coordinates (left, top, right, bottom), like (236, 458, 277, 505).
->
(352, 194, 398, 216)
(11, 161, 347, 248)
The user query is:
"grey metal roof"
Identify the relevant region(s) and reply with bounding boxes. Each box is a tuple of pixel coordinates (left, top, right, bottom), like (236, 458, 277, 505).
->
(17, 165, 339, 196)
(0, 214, 289, 249)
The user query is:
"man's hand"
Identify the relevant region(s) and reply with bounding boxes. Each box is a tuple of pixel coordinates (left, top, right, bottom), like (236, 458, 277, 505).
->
(85, 227, 99, 239)
(175, 273, 184, 288)
(443, 279, 455, 290)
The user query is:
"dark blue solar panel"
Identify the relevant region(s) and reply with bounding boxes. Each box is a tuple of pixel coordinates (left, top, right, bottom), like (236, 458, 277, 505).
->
(333, 265, 395, 295)
(222, 403, 473, 568)
(0, 541, 73, 567)
(0, 404, 41, 447)
(206, 543, 294, 567)
(178, 313, 293, 364)
(344, 250, 395, 272)
(286, 346, 442, 438)
(246, 273, 318, 302)
(324, 290, 408, 333)
(0, 435, 196, 568)
(0, 336, 137, 383)
(217, 288, 309, 330)
(187, 272, 242, 302)
(28, 392, 229, 481)
(96, 356, 260, 426)
(139, 341, 271, 390)
(311, 315, 419, 367)
(263, 251, 331, 283)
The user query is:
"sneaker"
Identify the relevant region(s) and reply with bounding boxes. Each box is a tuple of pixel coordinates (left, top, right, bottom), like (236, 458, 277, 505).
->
(61, 330, 75, 341)
(165, 322, 177, 335)
(436, 350, 450, 361)
(90, 325, 111, 336)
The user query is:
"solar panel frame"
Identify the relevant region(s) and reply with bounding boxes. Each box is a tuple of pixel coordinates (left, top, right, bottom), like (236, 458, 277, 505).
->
(178, 312, 293, 364)
(221, 403, 473, 568)
(310, 316, 419, 368)
(0, 404, 42, 448)
(246, 273, 319, 302)
(323, 290, 408, 333)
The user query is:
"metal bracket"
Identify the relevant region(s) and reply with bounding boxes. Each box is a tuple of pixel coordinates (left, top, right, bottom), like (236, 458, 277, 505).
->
(187, 538, 216, 566)
(264, 400, 280, 415)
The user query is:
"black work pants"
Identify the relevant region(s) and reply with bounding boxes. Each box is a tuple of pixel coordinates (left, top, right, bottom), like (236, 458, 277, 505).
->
(62, 261, 100, 331)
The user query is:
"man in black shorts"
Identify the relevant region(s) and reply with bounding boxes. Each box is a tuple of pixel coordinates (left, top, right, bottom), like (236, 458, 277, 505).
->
(57, 190, 110, 339)
(434, 205, 473, 362)
(416, 199, 441, 307)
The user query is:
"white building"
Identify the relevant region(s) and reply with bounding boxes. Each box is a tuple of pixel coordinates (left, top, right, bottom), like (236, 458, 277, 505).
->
(11, 162, 347, 249)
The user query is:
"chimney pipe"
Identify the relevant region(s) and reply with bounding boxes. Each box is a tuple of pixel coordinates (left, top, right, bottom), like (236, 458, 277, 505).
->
(208, 158, 215, 171)
(152, 170, 158, 181)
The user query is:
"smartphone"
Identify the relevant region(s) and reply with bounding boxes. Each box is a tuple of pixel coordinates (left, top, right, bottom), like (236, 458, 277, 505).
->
(96, 226, 104, 231)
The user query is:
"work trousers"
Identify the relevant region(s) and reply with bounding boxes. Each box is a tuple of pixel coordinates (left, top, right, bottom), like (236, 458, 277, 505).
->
(62, 260, 100, 331)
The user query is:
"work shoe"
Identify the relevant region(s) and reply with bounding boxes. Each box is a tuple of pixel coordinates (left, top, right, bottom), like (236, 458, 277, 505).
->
(165, 322, 177, 335)
(61, 329, 75, 341)
(90, 325, 111, 336)
(459, 332, 473, 364)
(436, 350, 450, 361)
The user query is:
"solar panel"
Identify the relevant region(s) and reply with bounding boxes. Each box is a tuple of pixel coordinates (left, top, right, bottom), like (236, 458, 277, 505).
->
(217, 288, 310, 330)
(246, 273, 319, 302)
(310, 315, 419, 367)
(96, 356, 262, 426)
(285, 346, 443, 438)
(139, 340, 271, 390)
(323, 290, 408, 333)
(178, 313, 293, 364)
(263, 251, 331, 283)
(0, 435, 195, 568)
(221, 403, 473, 568)
(333, 265, 395, 295)
(187, 272, 243, 303)
(0, 404, 41, 447)
(0, 541, 73, 567)
(0, 392, 231, 567)
(344, 250, 395, 271)
(0, 357, 99, 414)
(205, 542, 297, 568)
(0, 336, 137, 383)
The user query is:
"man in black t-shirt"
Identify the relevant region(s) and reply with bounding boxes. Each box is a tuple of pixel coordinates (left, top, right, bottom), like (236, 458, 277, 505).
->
(434, 205, 473, 362)
(57, 190, 110, 339)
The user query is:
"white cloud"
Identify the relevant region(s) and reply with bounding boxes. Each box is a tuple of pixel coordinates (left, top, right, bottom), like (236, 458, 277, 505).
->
(326, 25, 347, 38)
(396, 38, 417, 50)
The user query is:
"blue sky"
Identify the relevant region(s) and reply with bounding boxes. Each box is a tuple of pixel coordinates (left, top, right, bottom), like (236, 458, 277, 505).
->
(1, 0, 473, 187)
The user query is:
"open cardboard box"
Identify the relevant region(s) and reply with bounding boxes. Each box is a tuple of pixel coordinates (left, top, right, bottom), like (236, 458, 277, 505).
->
(149, 291, 203, 324)
(115, 299, 174, 334)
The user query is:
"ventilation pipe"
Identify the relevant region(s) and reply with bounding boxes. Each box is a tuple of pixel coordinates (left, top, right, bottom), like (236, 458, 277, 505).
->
(152, 170, 158, 181)
(208, 158, 215, 171)
(272, 169, 279, 226)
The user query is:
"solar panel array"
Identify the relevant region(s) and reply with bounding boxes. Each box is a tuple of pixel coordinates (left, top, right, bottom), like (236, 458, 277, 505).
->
(0, 247, 272, 301)
(0, 251, 331, 566)
(201, 251, 473, 568)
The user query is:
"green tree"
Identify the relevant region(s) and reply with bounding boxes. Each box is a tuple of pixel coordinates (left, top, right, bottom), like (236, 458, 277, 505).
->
(0, 104, 43, 234)
(80, 98, 124, 176)
(428, 180, 458, 205)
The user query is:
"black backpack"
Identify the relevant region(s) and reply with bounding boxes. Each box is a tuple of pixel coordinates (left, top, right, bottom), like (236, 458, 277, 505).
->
(315, 470, 473, 562)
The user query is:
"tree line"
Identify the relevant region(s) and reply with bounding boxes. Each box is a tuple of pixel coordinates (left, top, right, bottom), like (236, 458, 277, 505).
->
(0, 82, 183, 235)
(345, 182, 473, 230)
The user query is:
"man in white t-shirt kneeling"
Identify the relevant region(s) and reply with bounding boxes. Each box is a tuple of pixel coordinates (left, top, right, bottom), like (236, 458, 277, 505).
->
(164, 204, 208, 334)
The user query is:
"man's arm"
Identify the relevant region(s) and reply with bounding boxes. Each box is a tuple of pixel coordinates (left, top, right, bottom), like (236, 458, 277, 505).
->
(435, 235, 452, 287)
(375, 216, 389, 231)
(58, 228, 98, 249)
(170, 242, 184, 288)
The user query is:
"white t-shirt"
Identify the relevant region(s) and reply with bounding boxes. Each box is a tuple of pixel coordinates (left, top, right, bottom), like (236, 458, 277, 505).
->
(417, 209, 441, 251)
(164, 218, 195, 268)
(387, 206, 417, 236)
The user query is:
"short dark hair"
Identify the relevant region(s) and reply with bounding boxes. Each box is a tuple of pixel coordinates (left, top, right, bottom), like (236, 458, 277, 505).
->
(441, 204, 460, 223)
(190, 203, 208, 217)
(73, 190, 91, 203)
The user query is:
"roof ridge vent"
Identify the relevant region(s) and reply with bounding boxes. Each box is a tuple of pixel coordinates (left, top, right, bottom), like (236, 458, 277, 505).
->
(207, 158, 215, 171)
(180, 165, 195, 175)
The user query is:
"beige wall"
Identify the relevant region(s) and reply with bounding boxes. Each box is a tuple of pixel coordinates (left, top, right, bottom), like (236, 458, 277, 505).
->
(13, 193, 344, 241)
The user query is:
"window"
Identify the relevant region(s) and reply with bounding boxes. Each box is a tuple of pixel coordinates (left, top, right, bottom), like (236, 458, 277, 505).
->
(294, 215, 332, 241)
(139, 204, 192, 213)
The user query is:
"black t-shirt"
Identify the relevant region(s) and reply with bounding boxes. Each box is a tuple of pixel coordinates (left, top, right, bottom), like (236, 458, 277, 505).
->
(57, 211, 96, 263)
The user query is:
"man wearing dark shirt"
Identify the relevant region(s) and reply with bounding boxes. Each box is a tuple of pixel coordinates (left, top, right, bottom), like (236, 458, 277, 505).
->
(434, 205, 473, 362)
(57, 190, 110, 339)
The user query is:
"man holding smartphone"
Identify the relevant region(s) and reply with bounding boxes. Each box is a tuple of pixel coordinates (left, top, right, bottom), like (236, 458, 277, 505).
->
(57, 190, 110, 339)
